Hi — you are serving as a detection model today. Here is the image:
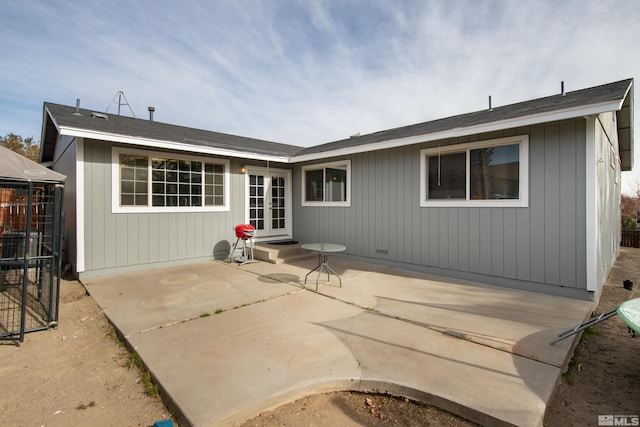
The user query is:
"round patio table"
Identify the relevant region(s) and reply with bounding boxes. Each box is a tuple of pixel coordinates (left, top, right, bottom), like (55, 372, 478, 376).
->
(301, 243, 346, 290)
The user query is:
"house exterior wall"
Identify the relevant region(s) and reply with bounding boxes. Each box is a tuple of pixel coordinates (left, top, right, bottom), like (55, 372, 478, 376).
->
(293, 119, 591, 299)
(593, 112, 622, 300)
(51, 134, 78, 273)
(78, 139, 250, 279)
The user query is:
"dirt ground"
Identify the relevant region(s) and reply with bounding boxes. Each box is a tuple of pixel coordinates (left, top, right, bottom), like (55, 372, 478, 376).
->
(1, 249, 639, 427)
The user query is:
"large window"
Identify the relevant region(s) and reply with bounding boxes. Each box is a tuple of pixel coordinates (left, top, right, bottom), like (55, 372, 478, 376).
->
(113, 149, 229, 213)
(420, 136, 528, 207)
(301, 160, 351, 206)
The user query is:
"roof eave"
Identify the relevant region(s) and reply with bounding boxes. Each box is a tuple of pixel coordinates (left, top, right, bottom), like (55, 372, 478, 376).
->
(618, 80, 634, 171)
(290, 99, 626, 163)
(57, 126, 292, 163)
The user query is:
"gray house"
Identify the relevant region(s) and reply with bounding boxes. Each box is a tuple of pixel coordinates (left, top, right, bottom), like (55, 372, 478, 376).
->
(40, 78, 634, 301)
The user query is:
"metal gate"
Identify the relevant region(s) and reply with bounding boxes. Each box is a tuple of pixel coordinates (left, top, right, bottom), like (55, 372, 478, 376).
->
(0, 180, 64, 342)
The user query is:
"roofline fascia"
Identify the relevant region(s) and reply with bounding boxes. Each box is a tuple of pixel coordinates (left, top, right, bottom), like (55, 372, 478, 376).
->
(290, 99, 626, 163)
(57, 126, 292, 163)
(39, 106, 61, 163)
(44, 105, 62, 134)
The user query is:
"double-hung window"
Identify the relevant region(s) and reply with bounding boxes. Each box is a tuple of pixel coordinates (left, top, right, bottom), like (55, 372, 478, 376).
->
(113, 148, 229, 213)
(420, 135, 528, 207)
(301, 160, 351, 207)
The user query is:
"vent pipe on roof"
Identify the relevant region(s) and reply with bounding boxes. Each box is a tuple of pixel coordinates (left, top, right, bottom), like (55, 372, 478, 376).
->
(488, 95, 493, 111)
(148, 106, 155, 121)
(72, 98, 82, 116)
(561, 81, 566, 96)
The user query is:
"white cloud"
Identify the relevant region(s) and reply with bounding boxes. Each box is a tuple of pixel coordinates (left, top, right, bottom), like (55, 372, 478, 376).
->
(1, 0, 639, 166)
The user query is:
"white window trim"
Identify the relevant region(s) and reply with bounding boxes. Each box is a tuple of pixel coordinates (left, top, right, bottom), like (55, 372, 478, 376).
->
(420, 135, 529, 208)
(111, 147, 230, 213)
(301, 159, 351, 207)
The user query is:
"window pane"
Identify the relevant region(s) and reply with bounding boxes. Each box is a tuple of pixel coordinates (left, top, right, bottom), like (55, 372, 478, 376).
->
(134, 157, 147, 168)
(305, 169, 324, 201)
(470, 144, 519, 200)
(121, 181, 134, 193)
(120, 155, 136, 168)
(152, 195, 164, 206)
(121, 167, 134, 180)
(120, 154, 148, 206)
(204, 163, 224, 206)
(135, 181, 147, 193)
(152, 170, 164, 181)
(428, 152, 466, 199)
(134, 168, 146, 180)
(325, 168, 346, 202)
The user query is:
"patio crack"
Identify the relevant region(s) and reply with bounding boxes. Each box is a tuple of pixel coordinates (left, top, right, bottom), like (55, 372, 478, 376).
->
(309, 288, 564, 369)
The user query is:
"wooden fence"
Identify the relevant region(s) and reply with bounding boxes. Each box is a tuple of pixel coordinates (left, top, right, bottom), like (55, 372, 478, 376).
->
(621, 228, 640, 248)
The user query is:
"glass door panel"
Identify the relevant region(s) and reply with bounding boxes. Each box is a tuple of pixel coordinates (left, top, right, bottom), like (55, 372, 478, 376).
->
(246, 168, 291, 238)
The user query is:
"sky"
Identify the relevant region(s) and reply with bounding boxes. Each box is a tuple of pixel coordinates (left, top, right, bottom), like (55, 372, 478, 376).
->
(1, 0, 640, 190)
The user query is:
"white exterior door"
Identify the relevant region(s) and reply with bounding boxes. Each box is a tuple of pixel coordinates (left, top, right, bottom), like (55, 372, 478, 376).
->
(245, 167, 292, 240)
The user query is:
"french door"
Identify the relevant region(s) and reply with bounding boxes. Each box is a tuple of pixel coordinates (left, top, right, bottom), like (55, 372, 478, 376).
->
(245, 167, 292, 239)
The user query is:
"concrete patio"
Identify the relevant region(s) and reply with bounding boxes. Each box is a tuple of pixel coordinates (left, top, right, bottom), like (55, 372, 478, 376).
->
(83, 253, 593, 427)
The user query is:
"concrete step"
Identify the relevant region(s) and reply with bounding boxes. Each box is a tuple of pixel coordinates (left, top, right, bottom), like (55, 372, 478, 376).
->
(253, 242, 315, 264)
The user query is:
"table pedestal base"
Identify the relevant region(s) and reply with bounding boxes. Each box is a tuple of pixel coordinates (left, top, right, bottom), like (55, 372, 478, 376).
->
(304, 252, 342, 291)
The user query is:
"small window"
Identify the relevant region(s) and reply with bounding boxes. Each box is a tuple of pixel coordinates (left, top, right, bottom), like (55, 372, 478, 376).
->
(113, 149, 229, 213)
(120, 154, 149, 206)
(469, 144, 520, 200)
(420, 136, 528, 207)
(302, 160, 351, 207)
(427, 152, 466, 199)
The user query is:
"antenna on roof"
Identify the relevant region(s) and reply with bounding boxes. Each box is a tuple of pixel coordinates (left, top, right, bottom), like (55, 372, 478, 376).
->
(105, 91, 136, 117)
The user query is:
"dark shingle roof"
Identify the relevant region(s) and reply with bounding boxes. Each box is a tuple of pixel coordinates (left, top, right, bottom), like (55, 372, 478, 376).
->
(44, 103, 304, 158)
(43, 78, 632, 162)
(296, 78, 633, 157)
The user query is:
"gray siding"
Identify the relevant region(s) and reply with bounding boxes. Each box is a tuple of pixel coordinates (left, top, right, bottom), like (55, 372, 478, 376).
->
(293, 119, 588, 297)
(595, 112, 622, 293)
(51, 135, 78, 272)
(80, 140, 249, 277)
